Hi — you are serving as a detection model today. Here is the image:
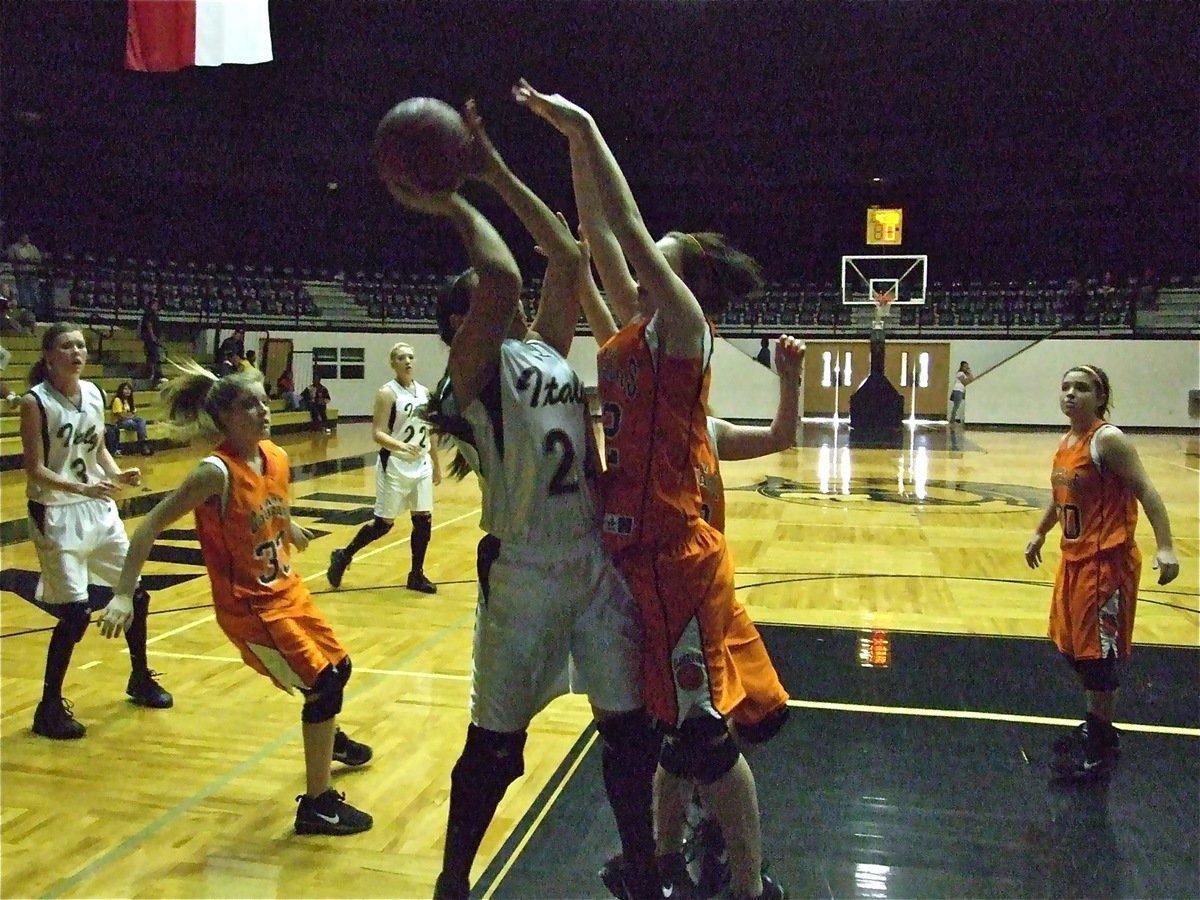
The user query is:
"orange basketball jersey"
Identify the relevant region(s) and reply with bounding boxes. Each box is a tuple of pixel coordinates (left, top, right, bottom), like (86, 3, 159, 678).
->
(194, 440, 304, 613)
(597, 319, 714, 552)
(1051, 421, 1138, 561)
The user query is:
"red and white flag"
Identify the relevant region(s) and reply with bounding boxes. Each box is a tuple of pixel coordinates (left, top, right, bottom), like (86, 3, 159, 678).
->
(126, 0, 273, 73)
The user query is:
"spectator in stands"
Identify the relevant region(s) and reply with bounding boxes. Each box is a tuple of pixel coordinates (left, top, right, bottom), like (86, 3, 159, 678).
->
(0, 340, 19, 407)
(1, 292, 36, 335)
(110, 381, 153, 456)
(242, 350, 258, 371)
(303, 376, 332, 434)
(218, 327, 245, 362)
(139, 299, 165, 386)
(755, 336, 772, 368)
(1065, 277, 1089, 326)
(949, 360, 974, 425)
(1138, 266, 1159, 311)
(276, 368, 299, 410)
(6, 232, 42, 314)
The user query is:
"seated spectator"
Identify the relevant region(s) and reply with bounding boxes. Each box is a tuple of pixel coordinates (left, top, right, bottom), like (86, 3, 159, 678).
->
(110, 381, 153, 456)
(0, 292, 36, 336)
(242, 349, 258, 371)
(302, 376, 331, 434)
(276, 368, 299, 410)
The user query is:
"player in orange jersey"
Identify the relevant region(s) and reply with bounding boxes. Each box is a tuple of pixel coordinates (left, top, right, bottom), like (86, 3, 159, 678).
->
(574, 230, 805, 897)
(1025, 364, 1178, 783)
(96, 362, 374, 836)
(517, 81, 786, 900)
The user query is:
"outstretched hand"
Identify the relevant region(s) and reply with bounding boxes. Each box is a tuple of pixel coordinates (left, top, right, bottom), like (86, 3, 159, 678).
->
(462, 99, 506, 183)
(774, 335, 805, 383)
(511, 78, 591, 134)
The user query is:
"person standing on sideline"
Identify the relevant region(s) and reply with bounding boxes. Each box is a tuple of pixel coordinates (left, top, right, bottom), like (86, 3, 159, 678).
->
(949, 360, 973, 424)
(390, 100, 659, 900)
(16, 323, 172, 741)
(754, 336, 772, 368)
(328, 341, 442, 593)
(138, 298, 165, 386)
(96, 361, 374, 835)
(517, 80, 787, 900)
(1024, 364, 1178, 783)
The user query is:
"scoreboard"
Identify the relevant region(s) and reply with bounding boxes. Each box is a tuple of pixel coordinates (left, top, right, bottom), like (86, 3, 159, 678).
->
(866, 207, 903, 245)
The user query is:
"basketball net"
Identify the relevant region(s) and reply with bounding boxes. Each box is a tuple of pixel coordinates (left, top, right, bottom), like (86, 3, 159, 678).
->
(872, 288, 896, 324)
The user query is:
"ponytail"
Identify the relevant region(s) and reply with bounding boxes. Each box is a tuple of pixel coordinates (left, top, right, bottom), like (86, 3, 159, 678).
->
(672, 232, 763, 318)
(161, 358, 263, 442)
(422, 371, 474, 481)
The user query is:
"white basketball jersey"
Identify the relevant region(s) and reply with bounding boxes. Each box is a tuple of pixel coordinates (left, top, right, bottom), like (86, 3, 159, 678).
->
(26, 380, 108, 505)
(458, 338, 599, 547)
(380, 379, 433, 478)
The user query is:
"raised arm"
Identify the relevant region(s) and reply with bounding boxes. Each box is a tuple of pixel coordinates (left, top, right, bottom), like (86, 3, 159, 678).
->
(389, 184, 522, 410)
(709, 336, 804, 460)
(574, 229, 619, 346)
(514, 80, 707, 357)
(464, 101, 580, 357)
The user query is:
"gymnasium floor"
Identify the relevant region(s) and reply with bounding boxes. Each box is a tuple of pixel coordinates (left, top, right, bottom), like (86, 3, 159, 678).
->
(1, 421, 1196, 899)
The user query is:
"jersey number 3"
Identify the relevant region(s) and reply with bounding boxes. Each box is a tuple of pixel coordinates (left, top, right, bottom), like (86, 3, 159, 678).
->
(254, 531, 292, 585)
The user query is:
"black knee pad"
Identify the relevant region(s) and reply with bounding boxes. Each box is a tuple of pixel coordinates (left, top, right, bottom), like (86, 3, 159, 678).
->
(411, 512, 432, 539)
(597, 708, 661, 775)
(454, 723, 526, 786)
(660, 716, 741, 785)
(54, 604, 91, 644)
(372, 517, 395, 536)
(301, 663, 346, 723)
(1072, 654, 1120, 692)
(735, 704, 790, 746)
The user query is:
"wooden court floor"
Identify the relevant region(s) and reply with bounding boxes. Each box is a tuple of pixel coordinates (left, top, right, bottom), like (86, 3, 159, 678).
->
(0, 422, 1196, 899)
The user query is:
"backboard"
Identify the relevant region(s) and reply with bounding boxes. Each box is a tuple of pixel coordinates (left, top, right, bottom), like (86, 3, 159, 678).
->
(841, 255, 928, 306)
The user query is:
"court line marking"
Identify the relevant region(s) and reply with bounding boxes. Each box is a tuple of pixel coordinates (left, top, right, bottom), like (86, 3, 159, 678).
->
(41, 602, 478, 900)
(43, 507, 482, 898)
(136, 507, 481, 649)
(480, 730, 600, 900)
(787, 698, 1200, 737)
(139, 649, 470, 681)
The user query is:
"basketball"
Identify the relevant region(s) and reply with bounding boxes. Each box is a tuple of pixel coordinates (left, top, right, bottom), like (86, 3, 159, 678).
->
(372, 97, 473, 196)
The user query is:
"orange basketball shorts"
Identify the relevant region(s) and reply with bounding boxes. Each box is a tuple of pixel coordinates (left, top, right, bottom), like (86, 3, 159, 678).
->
(615, 524, 788, 729)
(1049, 545, 1141, 661)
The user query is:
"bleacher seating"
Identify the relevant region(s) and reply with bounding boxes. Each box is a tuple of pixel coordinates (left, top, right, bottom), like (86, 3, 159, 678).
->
(0, 327, 338, 471)
(2, 255, 1195, 339)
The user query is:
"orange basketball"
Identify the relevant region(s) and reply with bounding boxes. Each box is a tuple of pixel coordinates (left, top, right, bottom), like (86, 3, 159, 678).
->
(372, 97, 473, 196)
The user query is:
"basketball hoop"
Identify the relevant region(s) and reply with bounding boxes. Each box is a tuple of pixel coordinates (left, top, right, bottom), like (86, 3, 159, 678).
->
(872, 288, 896, 323)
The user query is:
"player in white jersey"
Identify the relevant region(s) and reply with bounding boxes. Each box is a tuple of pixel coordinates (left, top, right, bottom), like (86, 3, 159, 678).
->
(388, 101, 661, 900)
(327, 341, 441, 593)
(12, 323, 172, 741)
